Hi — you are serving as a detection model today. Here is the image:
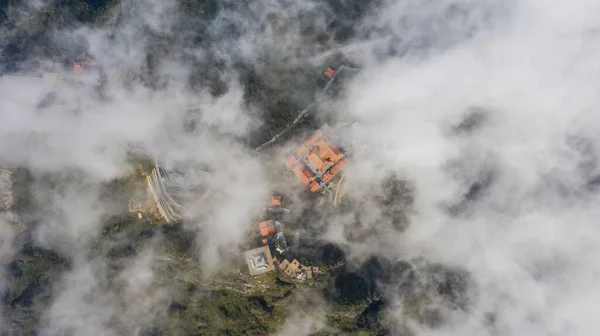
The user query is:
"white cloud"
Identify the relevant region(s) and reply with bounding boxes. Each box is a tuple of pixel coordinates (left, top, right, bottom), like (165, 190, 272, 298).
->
(332, 0, 600, 334)
(4, 0, 600, 334)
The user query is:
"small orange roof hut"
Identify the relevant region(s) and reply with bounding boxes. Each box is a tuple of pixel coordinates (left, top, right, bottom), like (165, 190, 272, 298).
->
(324, 67, 336, 78)
(73, 61, 85, 74)
(259, 220, 276, 245)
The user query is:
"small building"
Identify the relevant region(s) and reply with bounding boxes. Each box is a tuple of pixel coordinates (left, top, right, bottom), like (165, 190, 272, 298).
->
(286, 124, 350, 194)
(324, 67, 336, 79)
(270, 195, 281, 206)
(259, 220, 276, 245)
(266, 194, 290, 216)
(245, 246, 275, 276)
(274, 231, 288, 252)
(73, 61, 85, 74)
(277, 258, 319, 281)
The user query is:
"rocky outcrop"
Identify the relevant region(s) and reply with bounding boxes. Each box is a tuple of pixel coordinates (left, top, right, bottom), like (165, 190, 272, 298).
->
(0, 168, 26, 233)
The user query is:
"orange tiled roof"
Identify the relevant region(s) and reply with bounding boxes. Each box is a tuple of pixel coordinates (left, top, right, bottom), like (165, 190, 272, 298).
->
(324, 67, 336, 78)
(290, 165, 314, 185)
(286, 126, 347, 193)
(304, 140, 343, 173)
(307, 152, 323, 170)
(73, 62, 85, 74)
(259, 220, 276, 238)
(309, 181, 320, 192)
(270, 195, 281, 206)
(322, 157, 347, 183)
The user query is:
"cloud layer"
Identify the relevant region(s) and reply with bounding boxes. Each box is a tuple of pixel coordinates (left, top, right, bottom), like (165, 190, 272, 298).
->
(3, 0, 600, 334)
(333, 0, 600, 334)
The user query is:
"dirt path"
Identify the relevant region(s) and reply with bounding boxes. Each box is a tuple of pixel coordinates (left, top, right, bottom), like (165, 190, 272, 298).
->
(255, 65, 360, 152)
(333, 171, 347, 207)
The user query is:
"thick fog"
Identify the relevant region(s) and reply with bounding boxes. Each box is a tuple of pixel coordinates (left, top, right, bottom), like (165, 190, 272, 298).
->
(338, 0, 600, 335)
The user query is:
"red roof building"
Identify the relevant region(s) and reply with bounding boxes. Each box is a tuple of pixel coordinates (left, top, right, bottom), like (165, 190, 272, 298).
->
(270, 195, 281, 206)
(259, 220, 276, 245)
(73, 62, 85, 74)
(324, 67, 336, 78)
(286, 124, 349, 193)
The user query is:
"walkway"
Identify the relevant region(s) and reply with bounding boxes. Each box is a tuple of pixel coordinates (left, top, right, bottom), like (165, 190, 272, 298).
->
(255, 65, 360, 152)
